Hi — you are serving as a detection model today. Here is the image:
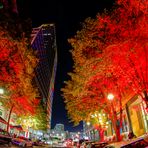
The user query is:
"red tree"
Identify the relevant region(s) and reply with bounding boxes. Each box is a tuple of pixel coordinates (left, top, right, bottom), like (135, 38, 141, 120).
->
(99, 0, 148, 110)
(62, 0, 148, 141)
(0, 27, 38, 131)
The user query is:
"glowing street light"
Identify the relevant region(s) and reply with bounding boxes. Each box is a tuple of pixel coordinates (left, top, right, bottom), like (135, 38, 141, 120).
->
(107, 93, 114, 101)
(86, 122, 90, 126)
(0, 88, 4, 95)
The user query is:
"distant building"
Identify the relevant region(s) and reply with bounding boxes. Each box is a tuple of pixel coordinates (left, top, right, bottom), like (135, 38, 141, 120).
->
(47, 124, 67, 140)
(54, 124, 64, 131)
(31, 24, 57, 129)
(69, 132, 81, 141)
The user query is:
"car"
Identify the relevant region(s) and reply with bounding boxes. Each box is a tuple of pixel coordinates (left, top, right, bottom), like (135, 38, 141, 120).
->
(63, 139, 73, 147)
(33, 139, 43, 146)
(104, 137, 148, 148)
(0, 128, 12, 146)
(12, 136, 33, 147)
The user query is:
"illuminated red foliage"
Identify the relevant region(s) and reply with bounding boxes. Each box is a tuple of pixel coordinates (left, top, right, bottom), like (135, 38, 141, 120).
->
(0, 28, 38, 116)
(64, 0, 148, 142)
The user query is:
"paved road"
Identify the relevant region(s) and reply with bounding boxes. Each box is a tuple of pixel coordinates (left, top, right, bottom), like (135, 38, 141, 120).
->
(0, 144, 66, 148)
(0, 144, 19, 147)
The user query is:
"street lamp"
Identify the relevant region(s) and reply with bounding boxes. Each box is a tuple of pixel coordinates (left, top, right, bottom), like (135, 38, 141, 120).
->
(0, 88, 6, 100)
(86, 122, 90, 126)
(107, 93, 116, 137)
(107, 93, 115, 110)
(0, 88, 4, 95)
(107, 93, 114, 101)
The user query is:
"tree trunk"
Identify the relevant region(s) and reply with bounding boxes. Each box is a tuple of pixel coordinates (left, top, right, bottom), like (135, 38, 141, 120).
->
(98, 129, 104, 142)
(115, 125, 121, 141)
(7, 104, 14, 132)
(111, 109, 121, 142)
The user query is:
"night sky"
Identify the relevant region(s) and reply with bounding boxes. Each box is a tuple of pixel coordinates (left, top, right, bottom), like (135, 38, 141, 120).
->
(30, 0, 115, 132)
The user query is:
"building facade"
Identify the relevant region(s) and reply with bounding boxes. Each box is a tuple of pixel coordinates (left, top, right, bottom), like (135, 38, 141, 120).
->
(83, 94, 148, 142)
(31, 24, 57, 129)
(47, 124, 67, 141)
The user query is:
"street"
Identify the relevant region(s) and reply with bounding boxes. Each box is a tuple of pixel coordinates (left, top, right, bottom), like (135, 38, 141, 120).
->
(0, 144, 66, 148)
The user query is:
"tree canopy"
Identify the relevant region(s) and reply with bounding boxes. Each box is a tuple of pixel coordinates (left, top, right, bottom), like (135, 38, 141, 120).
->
(62, 0, 148, 141)
(0, 26, 39, 116)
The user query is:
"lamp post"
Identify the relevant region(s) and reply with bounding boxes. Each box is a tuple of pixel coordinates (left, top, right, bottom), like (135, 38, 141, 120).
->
(107, 93, 121, 141)
(107, 93, 116, 137)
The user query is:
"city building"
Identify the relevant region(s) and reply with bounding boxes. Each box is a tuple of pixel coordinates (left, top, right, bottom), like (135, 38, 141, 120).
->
(47, 124, 68, 141)
(125, 94, 148, 137)
(31, 23, 57, 129)
(69, 132, 81, 142)
(54, 123, 64, 131)
(83, 93, 148, 142)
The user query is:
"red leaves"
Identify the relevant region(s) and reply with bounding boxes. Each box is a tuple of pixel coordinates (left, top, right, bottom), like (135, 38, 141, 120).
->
(0, 27, 38, 116)
(63, 0, 148, 125)
(33, 98, 40, 106)
(94, 124, 101, 130)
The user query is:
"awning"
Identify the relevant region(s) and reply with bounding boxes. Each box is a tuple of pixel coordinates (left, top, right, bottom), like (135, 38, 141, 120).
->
(10, 125, 23, 131)
(0, 116, 7, 124)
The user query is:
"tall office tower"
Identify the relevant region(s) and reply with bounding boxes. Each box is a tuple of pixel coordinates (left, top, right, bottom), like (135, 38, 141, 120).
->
(31, 24, 57, 129)
(54, 124, 64, 131)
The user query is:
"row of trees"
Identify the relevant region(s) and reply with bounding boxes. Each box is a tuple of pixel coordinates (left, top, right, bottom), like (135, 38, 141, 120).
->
(0, 2, 47, 131)
(62, 0, 148, 141)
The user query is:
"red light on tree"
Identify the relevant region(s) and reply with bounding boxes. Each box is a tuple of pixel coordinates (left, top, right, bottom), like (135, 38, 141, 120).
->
(62, 0, 148, 142)
(0, 26, 39, 132)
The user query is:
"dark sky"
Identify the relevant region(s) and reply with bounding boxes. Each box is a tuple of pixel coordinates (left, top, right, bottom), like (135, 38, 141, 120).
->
(30, 0, 115, 132)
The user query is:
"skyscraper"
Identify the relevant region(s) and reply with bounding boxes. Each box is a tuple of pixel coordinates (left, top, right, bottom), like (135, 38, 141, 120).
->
(31, 23, 57, 129)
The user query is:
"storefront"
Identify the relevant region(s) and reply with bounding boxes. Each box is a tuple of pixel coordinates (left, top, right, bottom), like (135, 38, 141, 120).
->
(127, 95, 148, 137)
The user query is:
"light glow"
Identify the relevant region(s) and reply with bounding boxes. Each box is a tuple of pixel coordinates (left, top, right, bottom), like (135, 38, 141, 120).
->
(107, 93, 114, 100)
(0, 88, 4, 95)
(86, 122, 90, 126)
